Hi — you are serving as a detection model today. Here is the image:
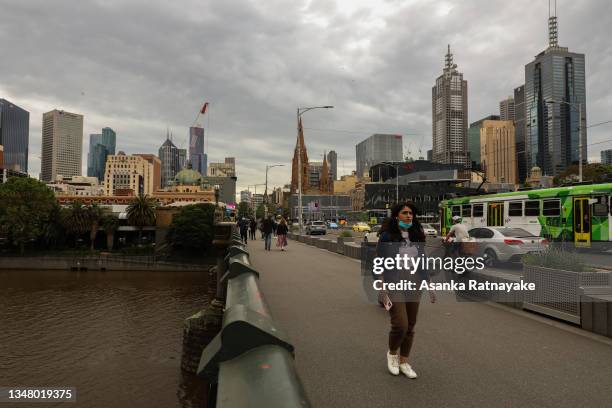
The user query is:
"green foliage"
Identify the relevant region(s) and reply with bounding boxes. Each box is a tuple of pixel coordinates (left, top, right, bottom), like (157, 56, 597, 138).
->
(61, 201, 89, 237)
(127, 194, 157, 241)
(102, 214, 120, 250)
(523, 246, 593, 272)
(255, 203, 265, 219)
(555, 163, 612, 186)
(86, 204, 108, 250)
(166, 203, 216, 252)
(340, 230, 353, 238)
(0, 177, 58, 253)
(237, 201, 250, 218)
(358, 212, 368, 222)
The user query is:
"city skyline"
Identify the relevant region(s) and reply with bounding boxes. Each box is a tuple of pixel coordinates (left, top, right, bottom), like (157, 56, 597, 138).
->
(1, 0, 611, 192)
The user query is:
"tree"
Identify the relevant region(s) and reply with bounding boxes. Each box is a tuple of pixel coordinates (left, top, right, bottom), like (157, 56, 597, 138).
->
(61, 201, 90, 247)
(86, 204, 107, 251)
(166, 203, 216, 252)
(255, 203, 265, 219)
(126, 194, 157, 243)
(237, 201, 250, 218)
(555, 163, 612, 186)
(102, 213, 120, 251)
(0, 177, 58, 254)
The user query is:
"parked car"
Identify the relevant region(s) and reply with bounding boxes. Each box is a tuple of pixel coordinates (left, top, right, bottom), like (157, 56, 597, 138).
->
(421, 223, 438, 237)
(327, 221, 339, 229)
(352, 222, 371, 232)
(305, 220, 327, 235)
(468, 227, 548, 266)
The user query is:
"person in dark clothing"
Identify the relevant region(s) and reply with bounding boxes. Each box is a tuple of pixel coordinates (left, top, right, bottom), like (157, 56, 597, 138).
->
(239, 218, 249, 244)
(249, 219, 257, 240)
(376, 202, 436, 379)
(276, 217, 289, 251)
(262, 215, 274, 251)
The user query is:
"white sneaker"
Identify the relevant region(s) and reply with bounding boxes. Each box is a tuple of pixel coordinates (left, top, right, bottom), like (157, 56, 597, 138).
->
(399, 363, 418, 379)
(387, 351, 399, 375)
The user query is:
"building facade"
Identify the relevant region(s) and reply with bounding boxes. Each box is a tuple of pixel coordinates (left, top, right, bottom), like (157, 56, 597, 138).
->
(468, 115, 500, 168)
(47, 175, 104, 197)
(480, 120, 517, 184)
(158, 136, 179, 188)
(134, 154, 161, 192)
(524, 11, 587, 177)
(87, 127, 116, 182)
(601, 149, 612, 166)
(41, 109, 83, 182)
(355, 134, 403, 178)
(499, 97, 515, 121)
(333, 172, 357, 194)
(0, 99, 29, 173)
(514, 85, 527, 183)
(240, 190, 251, 203)
(208, 157, 236, 177)
(432, 45, 469, 167)
(189, 126, 207, 175)
(104, 153, 155, 196)
(327, 150, 337, 180)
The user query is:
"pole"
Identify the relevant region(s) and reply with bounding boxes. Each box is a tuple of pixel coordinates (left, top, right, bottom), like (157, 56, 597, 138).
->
(264, 165, 269, 218)
(395, 164, 399, 204)
(297, 108, 303, 233)
(578, 102, 583, 182)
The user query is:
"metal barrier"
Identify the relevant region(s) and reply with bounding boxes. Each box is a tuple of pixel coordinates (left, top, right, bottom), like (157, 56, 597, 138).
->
(198, 235, 311, 408)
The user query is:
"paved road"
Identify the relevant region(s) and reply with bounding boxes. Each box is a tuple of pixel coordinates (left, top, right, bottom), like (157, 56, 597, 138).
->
(247, 237, 612, 408)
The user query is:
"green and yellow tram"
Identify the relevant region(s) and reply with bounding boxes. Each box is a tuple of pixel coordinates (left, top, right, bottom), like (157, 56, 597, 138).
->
(439, 183, 612, 248)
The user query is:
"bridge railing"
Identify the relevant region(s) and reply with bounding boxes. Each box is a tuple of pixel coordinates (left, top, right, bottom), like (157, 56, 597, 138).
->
(197, 229, 311, 407)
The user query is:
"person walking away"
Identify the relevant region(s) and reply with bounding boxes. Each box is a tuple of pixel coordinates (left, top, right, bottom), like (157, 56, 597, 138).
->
(239, 218, 249, 244)
(249, 218, 257, 240)
(262, 215, 274, 251)
(376, 202, 436, 379)
(444, 216, 469, 256)
(276, 218, 289, 251)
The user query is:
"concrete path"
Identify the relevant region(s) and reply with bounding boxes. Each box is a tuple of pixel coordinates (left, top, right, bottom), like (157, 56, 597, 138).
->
(247, 237, 612, 408)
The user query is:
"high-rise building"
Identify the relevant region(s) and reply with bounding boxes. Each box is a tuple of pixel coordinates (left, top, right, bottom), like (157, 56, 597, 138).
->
(208, 157, 236, 177)
(524, 7, 586, 177)
(104, 152, 155, 196)
(0, 99, 29, 173)
(41, 109, 83, 182)
(514, 85, 527, 183)
(480, 120, 517, 184)
(601, 149, 612, 166)
(432, 45, 469, 167)
(189, 126, 207, 175)
(158, 133, 179, 188)
(468, 115, 500, 168)
(134, 154, 161, 192)
(87, 127, 116, 182)
(240, 190, 251, 203)
(355, 134, 403, 178)
(500, 97, 515, 121)
(426, 149, 432, 161)
(178, 148, 187, 171)
(327, 150, 337, 180)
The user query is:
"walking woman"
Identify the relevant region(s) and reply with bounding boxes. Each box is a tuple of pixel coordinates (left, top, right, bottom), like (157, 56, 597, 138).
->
(376, 202, 436, 379)
(276, 218, 289, 251)
(249, 218, 257, 240)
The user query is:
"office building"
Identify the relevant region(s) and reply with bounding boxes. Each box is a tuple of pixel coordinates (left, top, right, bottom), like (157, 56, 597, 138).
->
(87, 127, 116, 182)
(158, 134, 179, 188)
(601, 149, 612, 166)
(134, 154, 162, 192)
(208, 157, 236, 177)
(0, 99, 29, 173)
(514, 85, 527, 183)
(480, 120, 517, 184)
(524, 8, 587, 176)
(468, 115, 500, 168)
(178, 148, 187, 171)
(41, 109, 83, 182)
(104, 152, 155, 196)
(327, 150, 338, 180)
(356, 134, 403, 178)
(189, 126, 207, 175)
(240, 190, 251, 203)
(432, 45, 469, 167)
(499, 97, 515, 121)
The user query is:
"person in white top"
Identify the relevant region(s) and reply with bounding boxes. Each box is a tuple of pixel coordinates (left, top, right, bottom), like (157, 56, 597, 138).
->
(445, 216, 470, 256)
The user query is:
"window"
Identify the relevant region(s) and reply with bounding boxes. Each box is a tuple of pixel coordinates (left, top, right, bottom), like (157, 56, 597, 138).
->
(525, 200, 540, 216)
(509, 201, 523, 217)
(462, 204, 472, 217)
(452, 206, 460, 217)
(473, 204, 484, 217)
(468, 228, 482, 238)
(542, 199, 561, 216)
(592, 196, 608, 217)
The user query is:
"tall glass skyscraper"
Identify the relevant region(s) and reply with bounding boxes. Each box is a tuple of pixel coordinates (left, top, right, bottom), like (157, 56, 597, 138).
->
(524, 11, 586, 177)
(355, 134, 403, 177)
(189, 126, 207, 176)
(87, 127, 116, 182)
(158, 134, 179, 188)
(0, 98, 29, 173)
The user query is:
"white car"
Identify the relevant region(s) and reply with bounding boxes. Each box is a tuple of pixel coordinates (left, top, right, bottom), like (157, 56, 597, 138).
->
(421, 223, 438, 237)
(468, 227, 548, 266)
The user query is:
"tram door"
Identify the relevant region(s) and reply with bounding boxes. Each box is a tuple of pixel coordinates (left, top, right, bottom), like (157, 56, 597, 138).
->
(487, 202, 504, 226)
(573, 197, 591, 247)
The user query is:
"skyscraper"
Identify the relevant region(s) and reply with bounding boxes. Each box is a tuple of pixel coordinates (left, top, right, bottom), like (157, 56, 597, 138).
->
(178, 148, 187, 171)
(158, 133, 179, 188)
(327, 150, 337, 180)
(432, 45, 469, 167)
(480, 120, 517, 184)
(514, 85, 527, 183)
(0, 98, 29, 173)
(355, 134, 403, 178)
(601, 150, 612, 166)
(189, 126, 207, 175)
(524, 5, 586, 176)
(499, 97, 515, 121)
(41, 109, 83, 182)
(468, 115, 500, 168)
(87, 127, 116, 182)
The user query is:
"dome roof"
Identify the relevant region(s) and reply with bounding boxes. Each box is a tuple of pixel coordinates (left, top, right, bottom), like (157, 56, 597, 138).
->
(174, 164, 202, 185)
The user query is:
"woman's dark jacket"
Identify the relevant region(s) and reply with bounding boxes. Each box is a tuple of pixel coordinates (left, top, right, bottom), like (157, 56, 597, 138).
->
(277, 224, 288, 235)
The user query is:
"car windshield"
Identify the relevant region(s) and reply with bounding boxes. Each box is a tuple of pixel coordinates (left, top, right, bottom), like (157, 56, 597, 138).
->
(497, 228, 534, 237)
(312, 221, 325, 226)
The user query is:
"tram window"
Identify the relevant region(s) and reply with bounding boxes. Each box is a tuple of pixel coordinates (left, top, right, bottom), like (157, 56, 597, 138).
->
(592, 196, 608, 216)
(525, 200, 540, 216)
(542, 199, 561, 216)
(452, 206, 460, 217)
(509, 201, 523, 217)
(462, 204, 472, 217)
(473, 204, 484, 217)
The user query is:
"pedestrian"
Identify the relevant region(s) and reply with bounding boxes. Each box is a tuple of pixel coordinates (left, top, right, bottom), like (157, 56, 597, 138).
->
(249, 218, 257, 240)
(239, 218, 249, 244)
(376, 202, 436, 379)
(262, 215, 274, 251)
(276, 217, 289, 251)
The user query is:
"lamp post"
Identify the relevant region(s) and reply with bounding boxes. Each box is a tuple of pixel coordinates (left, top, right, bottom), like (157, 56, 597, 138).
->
(545, 99, 584, 182)
(296, 106, 334, 233)
(264, 164, 285, 217)
(378, 162, 400, 204)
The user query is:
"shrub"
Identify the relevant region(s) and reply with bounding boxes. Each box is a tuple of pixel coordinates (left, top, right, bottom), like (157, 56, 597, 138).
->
(340, 230, 353, 238)
(523, 245, 593, 272)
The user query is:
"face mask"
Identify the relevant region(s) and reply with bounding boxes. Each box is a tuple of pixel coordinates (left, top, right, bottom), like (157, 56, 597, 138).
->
(398, 220, 412, 229)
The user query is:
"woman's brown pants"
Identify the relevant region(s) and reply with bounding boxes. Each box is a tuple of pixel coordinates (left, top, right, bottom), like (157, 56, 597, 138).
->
(388, 301, 421, 358)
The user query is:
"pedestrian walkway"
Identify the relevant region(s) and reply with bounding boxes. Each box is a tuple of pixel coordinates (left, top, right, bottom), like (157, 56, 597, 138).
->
(249, 239, 612, 408)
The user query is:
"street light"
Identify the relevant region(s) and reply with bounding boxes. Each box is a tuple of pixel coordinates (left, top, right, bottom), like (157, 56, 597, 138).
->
(545, 99, 584, 182)
(296, 106, 334, 233)
(377, 162, 400, 205)
(264, 164, 285, 217)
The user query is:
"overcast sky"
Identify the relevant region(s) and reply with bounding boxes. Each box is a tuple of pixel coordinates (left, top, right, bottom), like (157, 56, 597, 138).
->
(1, 0, 611, 197)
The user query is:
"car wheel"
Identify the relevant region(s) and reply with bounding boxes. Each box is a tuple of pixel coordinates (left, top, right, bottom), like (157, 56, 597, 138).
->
(483, 249, 497, 267)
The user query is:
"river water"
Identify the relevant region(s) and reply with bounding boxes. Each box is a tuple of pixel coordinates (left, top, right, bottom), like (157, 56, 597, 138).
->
(0, 269, 211, 408)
